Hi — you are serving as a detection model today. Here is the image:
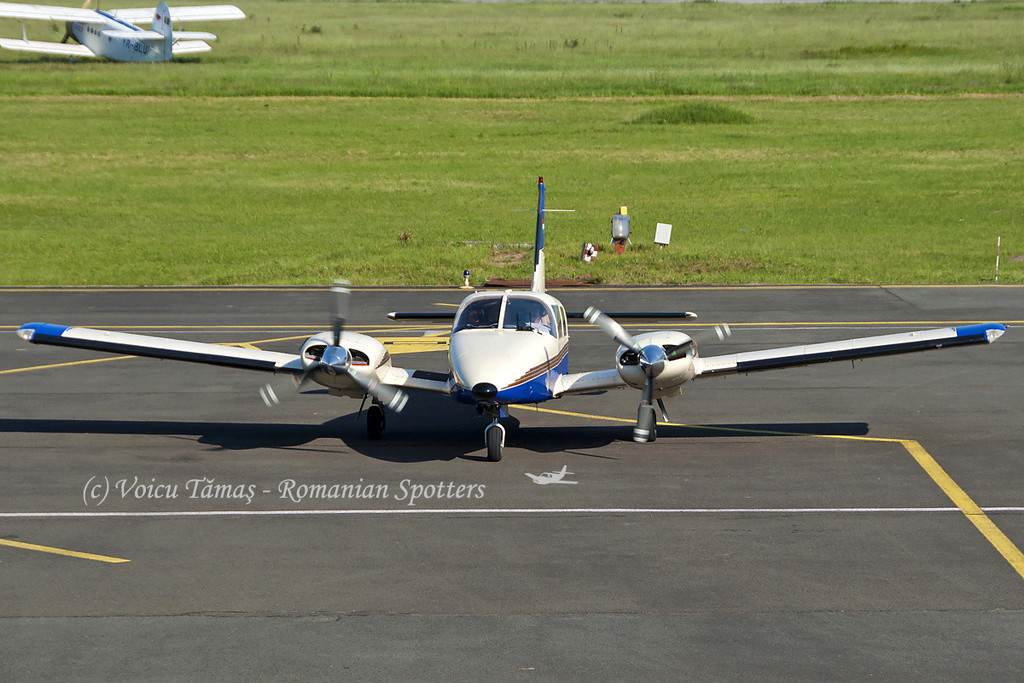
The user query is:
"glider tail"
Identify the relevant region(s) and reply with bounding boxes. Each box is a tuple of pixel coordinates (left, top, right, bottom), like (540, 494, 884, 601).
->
(153, 1, 173, 61)
(531, 177, 546, 294)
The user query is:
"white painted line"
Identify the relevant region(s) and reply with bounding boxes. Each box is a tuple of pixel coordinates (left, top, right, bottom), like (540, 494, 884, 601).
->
(3, 506, 1023, 519)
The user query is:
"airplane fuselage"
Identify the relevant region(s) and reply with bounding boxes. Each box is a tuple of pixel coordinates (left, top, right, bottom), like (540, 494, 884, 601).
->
(448, 290, 570, 407)
(68, 13, 169, 61)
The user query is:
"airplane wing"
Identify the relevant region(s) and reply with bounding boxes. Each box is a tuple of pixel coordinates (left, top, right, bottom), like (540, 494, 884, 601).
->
(0, 37, 95, 56)
(108, 5, 244, 24)
(552, 368, 625, 396)
(377, 366, 452, 396)
(16, 323, 304, 374)
(0, 2, 105, 22)
(16, 322, 453, 397)
(694, 323, 1006, 377)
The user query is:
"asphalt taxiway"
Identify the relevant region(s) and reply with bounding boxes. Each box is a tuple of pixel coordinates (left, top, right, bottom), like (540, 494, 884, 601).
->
(1, 285, 1022, 679)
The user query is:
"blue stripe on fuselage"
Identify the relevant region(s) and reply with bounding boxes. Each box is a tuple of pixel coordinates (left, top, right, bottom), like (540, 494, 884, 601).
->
(451, 352, 568, 406)
(97, 10, 141, 31)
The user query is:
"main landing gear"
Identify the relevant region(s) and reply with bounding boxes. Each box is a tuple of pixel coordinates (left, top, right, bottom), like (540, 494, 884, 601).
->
(366, 402, 386, 440)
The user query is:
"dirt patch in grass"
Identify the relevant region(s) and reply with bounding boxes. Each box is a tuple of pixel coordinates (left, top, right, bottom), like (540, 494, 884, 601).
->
(489, 248, 528, 268)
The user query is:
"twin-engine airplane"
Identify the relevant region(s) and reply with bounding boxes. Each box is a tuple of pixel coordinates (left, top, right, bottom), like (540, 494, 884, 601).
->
(16, 178, 1007, 462)
(0, 1, 243, 61)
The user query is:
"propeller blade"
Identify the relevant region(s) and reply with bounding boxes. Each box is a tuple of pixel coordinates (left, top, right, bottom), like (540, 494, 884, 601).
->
(634, 403, 656, 443)
(348, 366, 408, 413)
(259, 371, 312, 407)
(664, 324, 731, 362)
(584, 306, 642, 353)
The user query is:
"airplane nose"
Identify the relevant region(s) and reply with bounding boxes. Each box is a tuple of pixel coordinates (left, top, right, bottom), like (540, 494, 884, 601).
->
(471, 382, 498, 401)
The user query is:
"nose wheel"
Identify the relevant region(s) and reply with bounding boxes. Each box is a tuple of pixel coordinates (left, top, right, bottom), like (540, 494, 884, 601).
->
(485, 421, 505, 462)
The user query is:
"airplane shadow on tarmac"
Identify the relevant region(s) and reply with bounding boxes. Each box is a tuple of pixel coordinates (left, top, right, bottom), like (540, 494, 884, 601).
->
(0, 394, 870, 463)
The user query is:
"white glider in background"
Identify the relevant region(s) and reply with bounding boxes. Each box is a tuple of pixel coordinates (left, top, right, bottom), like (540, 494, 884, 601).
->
(16, 178, 1007, 462)
(0, 1, 244, 60)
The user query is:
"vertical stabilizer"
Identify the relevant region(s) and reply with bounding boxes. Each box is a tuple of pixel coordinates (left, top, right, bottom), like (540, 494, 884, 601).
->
(531, 177, 545, 294)
(152, 1, 173, 61)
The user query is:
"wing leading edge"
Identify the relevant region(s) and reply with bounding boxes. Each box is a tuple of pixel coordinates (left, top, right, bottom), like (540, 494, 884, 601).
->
(15, 322, 452, 396)
(695, 323, 1006, 377)
(17, 323, 303, 373)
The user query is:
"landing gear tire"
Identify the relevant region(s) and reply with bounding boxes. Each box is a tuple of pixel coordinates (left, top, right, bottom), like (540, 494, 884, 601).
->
(367, 405, 385, 440)
(485, 423, 504, 462)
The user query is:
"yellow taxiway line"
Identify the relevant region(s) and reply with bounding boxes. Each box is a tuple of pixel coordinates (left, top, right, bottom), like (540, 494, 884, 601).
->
(0, 355, 128, 375)
(526, 405, 1024, 581)
(0, 537, 129, 564)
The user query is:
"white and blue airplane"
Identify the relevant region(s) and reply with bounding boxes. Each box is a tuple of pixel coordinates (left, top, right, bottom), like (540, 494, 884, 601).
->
(0, 1, 244, 61)
(16, 178, 1007, 461)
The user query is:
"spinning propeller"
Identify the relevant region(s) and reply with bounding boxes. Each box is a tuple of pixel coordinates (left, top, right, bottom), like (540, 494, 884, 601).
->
(260, 282, 407, 412)
(60, 0, 93, 43)
(583, 307, 730, 443)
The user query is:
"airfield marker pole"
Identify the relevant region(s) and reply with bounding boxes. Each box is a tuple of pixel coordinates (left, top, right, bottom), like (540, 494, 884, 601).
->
(995, 237, 1001, 282)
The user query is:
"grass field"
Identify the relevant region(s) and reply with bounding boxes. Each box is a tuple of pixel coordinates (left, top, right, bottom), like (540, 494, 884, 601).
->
(1, 2, 1022, 285)
(3, 1, 1024, 97)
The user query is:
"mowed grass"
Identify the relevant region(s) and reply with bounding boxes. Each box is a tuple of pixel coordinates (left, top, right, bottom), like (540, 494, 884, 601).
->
(1, 2, 1022, 285)
(2, 95, 1021, 285)
(0, 1, 1023, 97)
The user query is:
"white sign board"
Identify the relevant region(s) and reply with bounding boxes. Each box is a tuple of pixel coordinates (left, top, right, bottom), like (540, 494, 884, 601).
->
(654, 222, 672, 246)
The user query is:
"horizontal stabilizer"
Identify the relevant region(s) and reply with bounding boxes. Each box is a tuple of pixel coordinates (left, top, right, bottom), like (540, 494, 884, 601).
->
(0, 37, 94, 56)
(696, 323, 1006, 377)
(17, 323, 302, 374)
(387, 310, 697, 321)
(171, 39, 212, 55)
(172, 30, 217, 41)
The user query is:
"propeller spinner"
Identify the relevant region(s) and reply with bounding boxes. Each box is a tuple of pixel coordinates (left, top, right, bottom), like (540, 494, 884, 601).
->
(584, 307, 730, 443)
(261, 282, 407, 412)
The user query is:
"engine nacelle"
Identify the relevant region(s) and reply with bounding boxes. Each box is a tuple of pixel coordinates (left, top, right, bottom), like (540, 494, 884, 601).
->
(616, 330, 697, 398)
(299, 331, 392, 393)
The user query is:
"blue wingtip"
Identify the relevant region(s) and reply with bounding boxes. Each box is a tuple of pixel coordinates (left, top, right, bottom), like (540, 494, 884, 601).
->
(955, 323, 1006, 342)
(16, 322, 70, 342)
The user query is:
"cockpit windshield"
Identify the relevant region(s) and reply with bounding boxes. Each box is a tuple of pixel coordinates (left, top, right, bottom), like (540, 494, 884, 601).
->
(454, 297, 502, 331)
(453, 295, 557, 337)
(502, 297, 554, 336)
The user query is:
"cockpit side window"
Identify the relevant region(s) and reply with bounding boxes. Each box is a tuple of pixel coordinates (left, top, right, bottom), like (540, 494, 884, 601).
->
(454, 297, 503, 331)
(502, 298, 555, 336)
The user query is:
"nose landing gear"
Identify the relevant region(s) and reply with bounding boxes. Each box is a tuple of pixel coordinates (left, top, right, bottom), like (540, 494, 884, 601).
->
(478, 402, 507, 462)
(484, 420, 505, 462)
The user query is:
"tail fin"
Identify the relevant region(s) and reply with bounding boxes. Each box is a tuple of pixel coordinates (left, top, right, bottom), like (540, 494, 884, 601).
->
(531, 177, 546, 294)
(152, 1, 173, 61)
